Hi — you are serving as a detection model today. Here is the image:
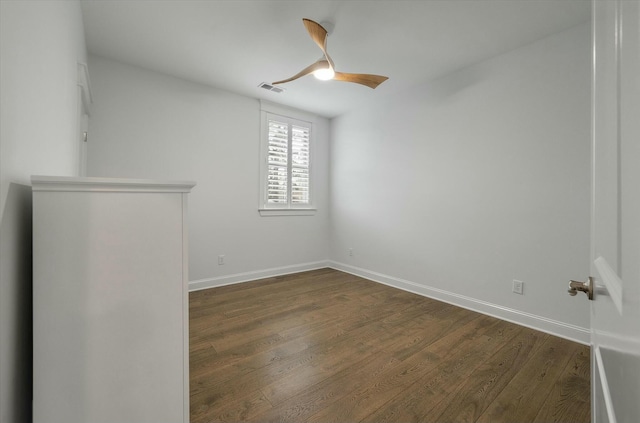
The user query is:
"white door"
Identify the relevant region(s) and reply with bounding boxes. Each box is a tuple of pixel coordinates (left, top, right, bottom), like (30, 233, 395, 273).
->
(589, 1, 640, 422)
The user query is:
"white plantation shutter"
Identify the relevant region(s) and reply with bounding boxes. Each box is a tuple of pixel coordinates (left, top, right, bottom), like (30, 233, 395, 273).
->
(262, 113, 312, 210)
(291, 125, 310, 204)
(267, 120, 289, 204)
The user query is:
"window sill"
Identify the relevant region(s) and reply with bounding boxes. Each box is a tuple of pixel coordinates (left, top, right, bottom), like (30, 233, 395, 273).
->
(259, 208, 317, 217)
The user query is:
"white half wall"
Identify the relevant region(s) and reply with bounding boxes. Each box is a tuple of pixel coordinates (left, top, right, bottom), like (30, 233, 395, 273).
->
(86, 56, 330, 283)
(329, 23, 592, 337)
(0, 1, 87, 422)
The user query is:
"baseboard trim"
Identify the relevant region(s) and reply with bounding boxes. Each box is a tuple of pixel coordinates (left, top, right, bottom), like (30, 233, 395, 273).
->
(188, 260, 589, 345)
(189, 260, 331, 292)
(328, 261, 590, 345)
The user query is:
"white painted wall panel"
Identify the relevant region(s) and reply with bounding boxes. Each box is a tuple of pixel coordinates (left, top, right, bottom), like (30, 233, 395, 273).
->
(329, 23, 592, 332)
(86, 57, 330, 282)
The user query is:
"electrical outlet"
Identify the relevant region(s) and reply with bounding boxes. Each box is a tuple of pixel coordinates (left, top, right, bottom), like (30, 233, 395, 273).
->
(218, 255, 225, 265)
(512, 280, 524, 295)
(349, 248, 353, 257)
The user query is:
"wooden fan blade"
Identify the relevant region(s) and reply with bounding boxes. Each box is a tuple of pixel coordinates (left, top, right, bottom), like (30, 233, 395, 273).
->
(303, 18, 335, 69)
(333, 72, 389, 89)
(303, 18, 327, 51)
(272, 60, 330, 85)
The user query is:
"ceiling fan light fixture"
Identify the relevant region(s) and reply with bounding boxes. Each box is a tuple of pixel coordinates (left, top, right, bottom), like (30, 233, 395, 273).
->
(313, 67, 335, 81)
(271, 18, 388, 89)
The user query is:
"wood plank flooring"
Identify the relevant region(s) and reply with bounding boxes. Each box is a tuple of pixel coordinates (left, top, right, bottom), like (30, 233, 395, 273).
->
(189, 268, 590, 423)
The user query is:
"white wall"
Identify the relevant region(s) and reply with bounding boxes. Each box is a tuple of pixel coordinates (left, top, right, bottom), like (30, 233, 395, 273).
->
(0, 1, 87, 422)
(329, 23, 592, 340)
(86, 56, 330, 285)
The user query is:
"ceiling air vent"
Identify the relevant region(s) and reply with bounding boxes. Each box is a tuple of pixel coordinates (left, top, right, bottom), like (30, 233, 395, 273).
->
(258, 82, 285, 93)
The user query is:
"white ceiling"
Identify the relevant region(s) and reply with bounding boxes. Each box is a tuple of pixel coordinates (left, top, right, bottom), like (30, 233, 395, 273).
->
(81, 0, 591, 118)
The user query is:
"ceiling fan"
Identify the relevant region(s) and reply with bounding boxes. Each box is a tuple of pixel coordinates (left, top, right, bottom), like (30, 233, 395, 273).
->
(272, 18, 389, 89)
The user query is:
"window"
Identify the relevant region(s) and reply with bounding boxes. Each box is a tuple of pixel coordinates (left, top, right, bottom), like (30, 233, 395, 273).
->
(259, 104, 315, 216)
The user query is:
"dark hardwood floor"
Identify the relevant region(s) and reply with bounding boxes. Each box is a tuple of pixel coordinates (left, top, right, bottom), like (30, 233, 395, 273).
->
(189, 268, 590, 423)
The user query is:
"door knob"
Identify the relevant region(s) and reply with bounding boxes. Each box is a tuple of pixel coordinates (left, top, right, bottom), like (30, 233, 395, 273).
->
(567, 276, 594, 300)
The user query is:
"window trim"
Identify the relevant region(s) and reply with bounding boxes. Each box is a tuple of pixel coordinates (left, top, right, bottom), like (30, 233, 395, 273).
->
(259, 101, 317, 216)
